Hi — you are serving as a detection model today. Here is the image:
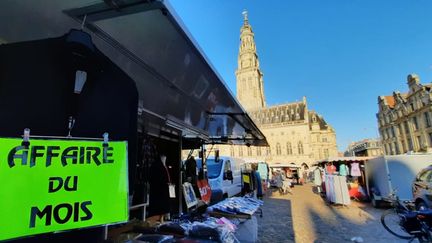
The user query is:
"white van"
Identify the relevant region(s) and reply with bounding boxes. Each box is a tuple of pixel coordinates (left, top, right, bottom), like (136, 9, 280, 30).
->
(197, 156, 244, 202)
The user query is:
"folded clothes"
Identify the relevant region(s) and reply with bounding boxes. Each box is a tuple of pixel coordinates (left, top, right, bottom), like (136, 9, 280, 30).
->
(208, 196, 263, 216)
(189, 224, 220, 241)
(157, 222, 186, 236)
(134, 234, 174, 243)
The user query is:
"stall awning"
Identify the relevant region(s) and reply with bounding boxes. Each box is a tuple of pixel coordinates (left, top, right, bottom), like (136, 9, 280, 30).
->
(0, 0, 267, 147)
(269, 163, 301, 169)
(314, 156, 373, 166)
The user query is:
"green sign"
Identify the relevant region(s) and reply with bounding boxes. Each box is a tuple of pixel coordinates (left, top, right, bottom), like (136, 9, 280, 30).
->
(0, 137, 129, 241)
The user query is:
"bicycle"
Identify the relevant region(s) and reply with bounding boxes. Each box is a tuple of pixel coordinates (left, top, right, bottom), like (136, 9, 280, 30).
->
(381, 193, 432, 242)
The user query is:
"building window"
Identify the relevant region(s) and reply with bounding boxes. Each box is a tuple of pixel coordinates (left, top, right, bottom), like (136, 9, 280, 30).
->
(425, 112, 431, 128)
(257, 147, 261, 156)
(266, 147, 271, 156)
(286, 142, 292, 155)
(429, 133, 432, 146)
(230, 146, 235, 157)
(391, 127, 396, 137)
(413, 116, 419, 130)
(298, 141, 304, 155)
(394, 142, 400, 154)
(385, 144, 390, 155)
(410, 103, 415, 111)
(398, 124, 403, 135)
(322, 137, 328, 142)
(247, 147, 252, 156)
(404, 121, 410, 135)
(239, 147, 243, 157)
(324, 149, 329, 158)
(401, 140, 407, 153)
(276, 143, 281, 155)
(408, 138, 413, 151)
(417, 136, 423, 149)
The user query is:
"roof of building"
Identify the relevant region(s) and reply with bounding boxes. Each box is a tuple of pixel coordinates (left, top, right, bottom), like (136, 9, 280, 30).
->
(384, 96, 396, 108)
(249, 101, 306, 125)
(308, 111, 330, 130)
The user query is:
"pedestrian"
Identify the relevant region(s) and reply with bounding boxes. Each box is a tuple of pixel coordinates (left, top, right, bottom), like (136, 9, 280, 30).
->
(313, 167, 322, 193)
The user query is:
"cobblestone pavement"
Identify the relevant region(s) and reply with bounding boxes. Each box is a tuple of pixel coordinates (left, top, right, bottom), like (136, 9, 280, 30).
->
(257, 183, 412, 243)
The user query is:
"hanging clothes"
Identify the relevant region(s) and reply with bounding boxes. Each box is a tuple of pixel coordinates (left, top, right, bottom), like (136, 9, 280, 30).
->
(350, 162, 361, 177)
(149, 157, 171, 217)
(326, 163, 336, 174)
(339, 164, 349, 176)
(255, 170, 263, 198)
(313, 168, 322, 186)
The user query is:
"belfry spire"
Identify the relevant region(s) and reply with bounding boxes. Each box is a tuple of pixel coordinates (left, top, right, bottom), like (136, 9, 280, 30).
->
(236, 11, 266, 111)
(242, 10, 248, 24)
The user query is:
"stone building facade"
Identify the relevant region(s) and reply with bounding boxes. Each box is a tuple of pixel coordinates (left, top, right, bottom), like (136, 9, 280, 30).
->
(344, 138, 383, 157)
(216, 12, 338, 166)
(377, 74, 432, 155)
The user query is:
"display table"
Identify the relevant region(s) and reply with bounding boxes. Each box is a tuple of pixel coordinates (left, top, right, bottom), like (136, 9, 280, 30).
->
(111, 196, 263, 242)
(207, 196, 263, 217)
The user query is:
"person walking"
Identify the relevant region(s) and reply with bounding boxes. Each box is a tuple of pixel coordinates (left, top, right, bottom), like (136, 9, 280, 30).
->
(313, 167, 322, 193)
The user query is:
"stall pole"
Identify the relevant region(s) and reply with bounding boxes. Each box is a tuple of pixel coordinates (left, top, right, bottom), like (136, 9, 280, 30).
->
(104, 225, 108, 240)
(178, 134, 183, 215)
(201, 144, 207, 178)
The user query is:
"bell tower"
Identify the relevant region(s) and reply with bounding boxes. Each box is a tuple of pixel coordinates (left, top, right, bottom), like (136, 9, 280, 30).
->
(236, 10, 266, 111)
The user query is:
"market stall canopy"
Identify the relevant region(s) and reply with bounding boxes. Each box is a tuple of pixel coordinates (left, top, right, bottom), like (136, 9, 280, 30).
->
(269, 163, 301, 169)
(314, 156, 372, 166)
(0, 0, 267, 147)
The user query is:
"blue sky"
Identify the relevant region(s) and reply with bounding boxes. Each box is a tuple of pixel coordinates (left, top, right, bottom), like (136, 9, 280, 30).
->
(169, 0, 432, 151)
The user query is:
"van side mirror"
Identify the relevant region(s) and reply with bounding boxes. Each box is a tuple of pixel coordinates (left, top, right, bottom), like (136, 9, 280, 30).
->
(224, 170, 233, 181)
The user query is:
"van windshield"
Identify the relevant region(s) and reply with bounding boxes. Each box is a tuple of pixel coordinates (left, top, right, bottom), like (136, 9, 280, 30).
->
(196, 159, 224, 179)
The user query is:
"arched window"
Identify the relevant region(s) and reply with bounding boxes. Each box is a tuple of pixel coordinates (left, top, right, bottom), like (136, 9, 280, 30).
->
(266, 147, 271, 156)
(239, 147, 243, 157)
(247, 147, 252, 156)
(298, 141, 304, 155)
(286, 142, 292, 155)
(257, 147, 261, 156)
(276, 143, 281, 155)
(230, 146, 235, 157)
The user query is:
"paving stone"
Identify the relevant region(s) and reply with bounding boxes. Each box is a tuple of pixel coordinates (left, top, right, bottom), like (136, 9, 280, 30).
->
(257, 184, 411, 243)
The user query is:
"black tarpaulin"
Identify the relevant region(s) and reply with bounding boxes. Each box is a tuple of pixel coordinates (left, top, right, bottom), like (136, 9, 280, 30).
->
(0, 0, 267, 147)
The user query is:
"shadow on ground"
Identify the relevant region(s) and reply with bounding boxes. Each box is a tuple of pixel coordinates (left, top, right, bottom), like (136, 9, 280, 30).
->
(257, 189, 294, 243)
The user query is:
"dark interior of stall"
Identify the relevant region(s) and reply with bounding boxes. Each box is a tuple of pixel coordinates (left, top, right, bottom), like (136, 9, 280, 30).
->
(0, 31, 139, 243)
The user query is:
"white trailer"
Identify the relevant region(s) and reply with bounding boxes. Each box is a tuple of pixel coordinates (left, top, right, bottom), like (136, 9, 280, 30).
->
(365, 154, 432, 207)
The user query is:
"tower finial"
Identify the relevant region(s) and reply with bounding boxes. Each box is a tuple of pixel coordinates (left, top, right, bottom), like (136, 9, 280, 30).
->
(242, 10, 248, 23)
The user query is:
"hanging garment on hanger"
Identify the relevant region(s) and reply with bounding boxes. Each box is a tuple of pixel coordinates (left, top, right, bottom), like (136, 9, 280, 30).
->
(326, 163, 336, 174)
(149, 156, 171, 216)
(339, 164, 349, 176)
(350, 162, 361, 177)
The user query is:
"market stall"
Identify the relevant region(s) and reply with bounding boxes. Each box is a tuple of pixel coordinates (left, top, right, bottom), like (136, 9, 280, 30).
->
(313, 157, 371, 205)
(269, 163, 302, 186)
(0, 1, 268, 242)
